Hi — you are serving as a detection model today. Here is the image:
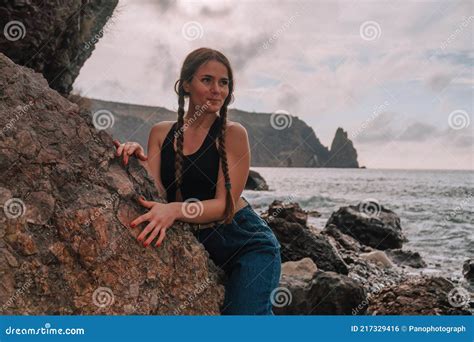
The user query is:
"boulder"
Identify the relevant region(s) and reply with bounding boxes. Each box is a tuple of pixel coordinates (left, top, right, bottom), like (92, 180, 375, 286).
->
(463, 259, 473, 281)
(325, 201, 407, 250)
(0, 53, 224, 314)
(385, 248, 427, 269)
(266, 217, 348, 275)
(360, 251, 394, 269)
(245, 169, 269, 190)
(261, 200, 308, 226)
(367, 276, 471, 315)
(0, 0, 118, 94)
(274, 260, 367, 315)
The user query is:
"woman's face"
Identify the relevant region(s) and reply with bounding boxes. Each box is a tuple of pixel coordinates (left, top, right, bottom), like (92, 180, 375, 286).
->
(184, 60, 230, 114)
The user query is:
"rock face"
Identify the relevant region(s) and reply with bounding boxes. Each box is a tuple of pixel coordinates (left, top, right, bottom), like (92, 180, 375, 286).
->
(0, 0, 118, 94)
(262, 202, 348, 275)
(367, 277, 472, 315)
(326, 201, 407, 250)
(385, 248, 427, 269)
(245, 169, 269, 191)
(86, 98, 361, 168)
(0, 53, 224, 314)
(326, 127, 359, 168)
(275, 258, 366, 315)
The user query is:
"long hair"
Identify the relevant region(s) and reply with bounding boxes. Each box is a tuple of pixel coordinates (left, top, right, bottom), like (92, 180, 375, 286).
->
(173, 47, 235, 224)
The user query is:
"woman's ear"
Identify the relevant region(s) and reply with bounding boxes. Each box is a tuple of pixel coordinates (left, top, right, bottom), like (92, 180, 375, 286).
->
(183, 79, 191, 94)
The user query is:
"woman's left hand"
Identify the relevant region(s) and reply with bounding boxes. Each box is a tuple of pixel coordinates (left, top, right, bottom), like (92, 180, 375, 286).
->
(130, 196, 177, 248)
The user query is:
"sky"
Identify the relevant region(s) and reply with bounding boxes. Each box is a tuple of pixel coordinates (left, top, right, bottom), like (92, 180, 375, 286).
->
(73, 0, 473, 170)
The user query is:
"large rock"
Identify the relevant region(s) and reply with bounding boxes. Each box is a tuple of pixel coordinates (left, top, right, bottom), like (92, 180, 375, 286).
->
(326, 127, 359, 168)
(245, 169, 269, 190)
(0, 0, 118, 94)
(326, 201, 407, 250)
(274, 259, 367, 315)
(0, 53, 224, 314)
(367, 277, 471, 315)
(266, 217, 348, 275)
(261, 200, 309, 226)
(385, 248, 427, 269)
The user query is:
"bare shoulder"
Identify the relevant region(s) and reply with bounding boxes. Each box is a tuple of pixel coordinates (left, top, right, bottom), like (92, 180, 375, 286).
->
(150, 121, 175, 147)
(225, 120, 247, 138)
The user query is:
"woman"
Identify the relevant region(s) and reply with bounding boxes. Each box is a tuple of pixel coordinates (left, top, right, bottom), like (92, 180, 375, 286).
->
(113, 47, 281, 315)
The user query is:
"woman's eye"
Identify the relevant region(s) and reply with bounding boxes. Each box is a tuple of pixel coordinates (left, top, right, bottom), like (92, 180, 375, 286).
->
(220, 80, 229, 86)
(202, 78, 210, 83)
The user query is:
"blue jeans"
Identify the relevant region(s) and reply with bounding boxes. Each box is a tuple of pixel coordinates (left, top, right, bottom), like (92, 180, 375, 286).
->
(196, 198, 281, 315)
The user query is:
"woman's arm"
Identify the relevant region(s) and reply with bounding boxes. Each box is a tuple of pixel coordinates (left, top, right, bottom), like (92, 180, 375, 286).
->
(169, 122, 250, 224)
(140, 122, 172, 200)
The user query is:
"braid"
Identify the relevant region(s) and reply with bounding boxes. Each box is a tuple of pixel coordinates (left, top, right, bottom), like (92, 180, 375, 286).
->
(218, 105, 235, 224)
(174, 82, 186, 202)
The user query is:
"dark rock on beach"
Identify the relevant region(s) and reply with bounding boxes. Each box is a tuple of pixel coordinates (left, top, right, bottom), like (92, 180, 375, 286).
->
(0, 53, 224, 314)
(274, 258, 367, 315)
(261, 200, 309, 226)
(385, 248, 427, 269)
(325, 201, 407, 250)
(367, 276, 472, 315)
(261, 202, 348, 275)
(245, 169, 269, 191)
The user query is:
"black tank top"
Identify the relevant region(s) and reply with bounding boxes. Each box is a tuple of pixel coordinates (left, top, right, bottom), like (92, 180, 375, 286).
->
(160, 116, 221, 202)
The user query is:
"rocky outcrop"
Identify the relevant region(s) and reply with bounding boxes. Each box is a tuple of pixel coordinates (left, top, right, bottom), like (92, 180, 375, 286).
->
(86, 98, 360, 168)
(326, 127, 359, 168)
(274, 258, 367, 315)
(262, 202, 348, 275)
(0, 0, 118, 94)
(367, 277, 472, 315)
(385, 248, 427, 268)
(325, 201, 407, 250)
(0, 53, 224, 314)
(245, 169, 269, 191)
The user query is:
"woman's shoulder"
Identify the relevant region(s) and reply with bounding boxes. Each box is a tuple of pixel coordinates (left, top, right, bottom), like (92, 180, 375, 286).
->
(150, 121, 176, 147)
(224, 120, 247, 136)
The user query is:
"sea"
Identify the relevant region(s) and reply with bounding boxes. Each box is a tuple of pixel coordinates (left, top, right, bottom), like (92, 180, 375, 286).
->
(243, 167, 473, 280)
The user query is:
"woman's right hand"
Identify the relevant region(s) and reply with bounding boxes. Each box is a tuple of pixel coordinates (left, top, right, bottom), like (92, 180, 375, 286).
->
(113, 140, 148, 166)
